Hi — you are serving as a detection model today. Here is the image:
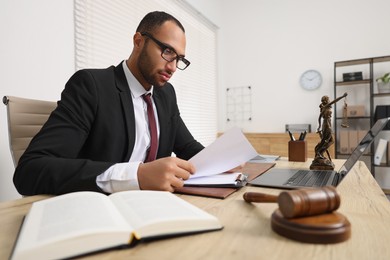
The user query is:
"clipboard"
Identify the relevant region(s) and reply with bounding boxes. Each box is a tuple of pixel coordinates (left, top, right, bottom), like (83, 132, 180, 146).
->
(183, 173, 248, 188)
(175, 162, 275, 199)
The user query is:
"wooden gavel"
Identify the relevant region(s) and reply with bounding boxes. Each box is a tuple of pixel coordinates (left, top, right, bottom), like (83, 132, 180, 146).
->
(243, 186, 340, 218)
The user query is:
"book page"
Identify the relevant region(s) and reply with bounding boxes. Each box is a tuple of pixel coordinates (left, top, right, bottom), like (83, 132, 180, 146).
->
(14, 192, 131, 255)
(109, 191, 222, 238)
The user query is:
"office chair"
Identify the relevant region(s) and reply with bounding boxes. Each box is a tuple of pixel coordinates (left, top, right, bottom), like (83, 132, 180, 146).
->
(3, 96, 57, 167)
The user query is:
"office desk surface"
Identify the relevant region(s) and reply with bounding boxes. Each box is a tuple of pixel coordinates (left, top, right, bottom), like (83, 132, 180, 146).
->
(1, 159, 390, 260)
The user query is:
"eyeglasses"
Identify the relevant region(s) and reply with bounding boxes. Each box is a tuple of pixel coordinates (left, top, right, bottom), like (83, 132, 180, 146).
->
(141, 32, 190, 70)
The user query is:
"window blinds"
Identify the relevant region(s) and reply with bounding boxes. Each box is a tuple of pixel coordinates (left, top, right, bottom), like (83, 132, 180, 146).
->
(74, 0, 218, 147)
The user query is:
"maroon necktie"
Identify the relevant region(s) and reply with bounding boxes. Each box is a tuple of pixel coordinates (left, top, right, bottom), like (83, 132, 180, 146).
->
(142, 93, 158, 162)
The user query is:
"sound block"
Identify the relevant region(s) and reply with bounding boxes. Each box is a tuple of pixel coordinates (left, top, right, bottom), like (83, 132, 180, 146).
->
(271, 209, 351, 244)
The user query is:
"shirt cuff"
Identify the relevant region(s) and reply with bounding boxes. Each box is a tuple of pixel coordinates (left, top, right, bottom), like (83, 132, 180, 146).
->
(96, 161, 141, 193)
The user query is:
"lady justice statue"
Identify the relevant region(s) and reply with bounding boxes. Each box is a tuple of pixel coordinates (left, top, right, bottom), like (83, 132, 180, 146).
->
(310, 92, 348, 170)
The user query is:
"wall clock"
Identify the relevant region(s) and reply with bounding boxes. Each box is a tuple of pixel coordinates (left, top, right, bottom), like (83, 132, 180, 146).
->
(300, 70, 322, 90)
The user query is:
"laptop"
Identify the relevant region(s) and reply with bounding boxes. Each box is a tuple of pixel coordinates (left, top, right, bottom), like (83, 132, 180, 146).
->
(249, 117, 390, 189)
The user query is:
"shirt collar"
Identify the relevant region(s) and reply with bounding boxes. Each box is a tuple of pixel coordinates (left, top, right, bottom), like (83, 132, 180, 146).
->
(122, 60, 154, 98)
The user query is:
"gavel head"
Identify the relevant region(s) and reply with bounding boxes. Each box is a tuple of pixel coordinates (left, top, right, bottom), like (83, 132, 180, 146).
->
(278, 186, 340, 218)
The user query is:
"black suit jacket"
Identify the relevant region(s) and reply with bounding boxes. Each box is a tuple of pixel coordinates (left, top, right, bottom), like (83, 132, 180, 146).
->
(14, 63, 204, 195)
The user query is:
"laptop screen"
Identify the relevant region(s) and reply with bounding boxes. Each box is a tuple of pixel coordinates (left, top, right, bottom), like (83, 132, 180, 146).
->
(338, 117, 390, 176)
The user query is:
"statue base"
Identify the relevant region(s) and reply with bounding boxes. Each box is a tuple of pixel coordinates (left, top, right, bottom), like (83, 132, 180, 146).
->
(310, 157, 335, 170)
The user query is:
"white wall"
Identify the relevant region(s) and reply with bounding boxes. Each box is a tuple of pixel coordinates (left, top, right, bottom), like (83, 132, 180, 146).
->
(1, 0, 390, 201)
(0, 0, 74, 201)
(186, 0, 390, 131)
(217, 0, 390, 133)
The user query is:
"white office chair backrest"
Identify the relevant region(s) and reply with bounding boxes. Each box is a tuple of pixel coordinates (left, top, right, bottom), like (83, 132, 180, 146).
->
(3, 96, 57, 167)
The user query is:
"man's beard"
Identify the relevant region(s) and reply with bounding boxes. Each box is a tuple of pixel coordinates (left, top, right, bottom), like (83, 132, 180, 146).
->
(138, 47, 166, 88)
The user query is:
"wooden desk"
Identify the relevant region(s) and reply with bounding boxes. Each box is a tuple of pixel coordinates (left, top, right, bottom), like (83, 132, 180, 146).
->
(1, 159, 390, 260)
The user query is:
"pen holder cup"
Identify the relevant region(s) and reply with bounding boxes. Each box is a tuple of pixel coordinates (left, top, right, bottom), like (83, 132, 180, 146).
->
(288, 140, 307, 162)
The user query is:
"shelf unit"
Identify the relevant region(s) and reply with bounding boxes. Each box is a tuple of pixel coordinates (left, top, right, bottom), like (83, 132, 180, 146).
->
(334, 55, 390, 177)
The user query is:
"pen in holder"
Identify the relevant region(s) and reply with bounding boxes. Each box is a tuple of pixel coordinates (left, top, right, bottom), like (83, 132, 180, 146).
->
(288, 140, 307, 162)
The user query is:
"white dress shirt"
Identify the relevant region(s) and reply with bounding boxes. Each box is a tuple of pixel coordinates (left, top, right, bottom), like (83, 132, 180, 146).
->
(96, 61, 160, 193)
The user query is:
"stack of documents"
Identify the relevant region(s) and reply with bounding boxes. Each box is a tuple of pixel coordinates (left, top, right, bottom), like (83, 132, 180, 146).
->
(185, 127, 258, 187)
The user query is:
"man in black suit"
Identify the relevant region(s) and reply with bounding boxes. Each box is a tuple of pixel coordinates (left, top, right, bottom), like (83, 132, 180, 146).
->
(14, 11, 204, 195)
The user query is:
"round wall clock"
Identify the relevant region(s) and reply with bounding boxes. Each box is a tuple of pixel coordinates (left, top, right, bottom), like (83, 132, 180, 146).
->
(300, 70, 322, 90)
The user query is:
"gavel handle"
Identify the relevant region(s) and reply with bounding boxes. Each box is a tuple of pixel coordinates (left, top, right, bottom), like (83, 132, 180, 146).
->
(243, 192, 278, 203)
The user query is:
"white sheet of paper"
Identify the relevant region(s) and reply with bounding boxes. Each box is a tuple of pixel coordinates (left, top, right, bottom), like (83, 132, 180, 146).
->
(249, 154, 280, 163)
(188, 127, 258, 179)
(184, 173, 242, 185)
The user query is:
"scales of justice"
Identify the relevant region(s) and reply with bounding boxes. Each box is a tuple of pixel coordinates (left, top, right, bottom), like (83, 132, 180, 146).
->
(310, 92, 348, 170)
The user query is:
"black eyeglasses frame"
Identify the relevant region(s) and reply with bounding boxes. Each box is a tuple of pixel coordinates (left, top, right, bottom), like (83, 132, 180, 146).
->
(140, 32, 190, 70)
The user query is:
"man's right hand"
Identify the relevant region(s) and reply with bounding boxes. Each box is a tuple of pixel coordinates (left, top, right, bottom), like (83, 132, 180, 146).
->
(137, 157, 196, 192)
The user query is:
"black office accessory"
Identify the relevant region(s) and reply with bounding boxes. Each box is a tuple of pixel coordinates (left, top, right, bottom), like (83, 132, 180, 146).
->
(342, 71, 363, 81)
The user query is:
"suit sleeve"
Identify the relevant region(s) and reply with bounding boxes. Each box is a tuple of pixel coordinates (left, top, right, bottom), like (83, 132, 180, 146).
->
(13, 70, 115, 195)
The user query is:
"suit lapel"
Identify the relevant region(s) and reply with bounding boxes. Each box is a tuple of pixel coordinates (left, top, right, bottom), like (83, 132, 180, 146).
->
(114, 63, 136, 161)
(153, 89, 169, 158)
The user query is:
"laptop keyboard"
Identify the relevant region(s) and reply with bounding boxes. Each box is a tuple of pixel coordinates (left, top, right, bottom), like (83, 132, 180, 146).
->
(284, 170, 333, 187)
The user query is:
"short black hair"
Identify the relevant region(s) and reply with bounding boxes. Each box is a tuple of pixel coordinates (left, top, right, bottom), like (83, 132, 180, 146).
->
(136, 11, 185, 34)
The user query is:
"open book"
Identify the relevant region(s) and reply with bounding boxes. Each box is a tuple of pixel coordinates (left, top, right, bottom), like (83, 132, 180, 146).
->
(11, 191, 222, 260)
